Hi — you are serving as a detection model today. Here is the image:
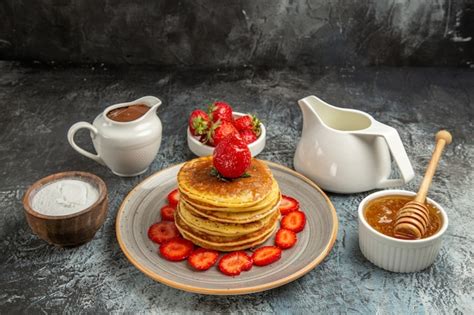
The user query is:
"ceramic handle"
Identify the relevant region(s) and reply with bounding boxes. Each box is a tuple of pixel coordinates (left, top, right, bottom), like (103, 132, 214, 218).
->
(67, 122, 104, 165)
(358, 121, 415, 188)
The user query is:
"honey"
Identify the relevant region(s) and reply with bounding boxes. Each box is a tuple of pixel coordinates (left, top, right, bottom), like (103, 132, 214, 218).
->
(364, 195, 442, 239)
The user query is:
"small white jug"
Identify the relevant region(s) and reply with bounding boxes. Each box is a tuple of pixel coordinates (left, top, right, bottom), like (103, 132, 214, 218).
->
(68, 96, 162, 177)
(294, 95, 414, 193)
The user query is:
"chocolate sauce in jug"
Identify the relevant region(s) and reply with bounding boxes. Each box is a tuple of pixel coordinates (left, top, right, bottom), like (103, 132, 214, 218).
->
(106, 104, 149, 122)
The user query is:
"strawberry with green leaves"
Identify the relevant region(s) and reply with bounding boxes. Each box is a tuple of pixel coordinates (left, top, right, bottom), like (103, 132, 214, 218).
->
(208, 101, 233, 123)
(189, 109, 210, 141)
(206, 120, 238, 146)
(239, 129, 258, 144)
(234, 115, 261, 134)
(235, 114, 261, 145)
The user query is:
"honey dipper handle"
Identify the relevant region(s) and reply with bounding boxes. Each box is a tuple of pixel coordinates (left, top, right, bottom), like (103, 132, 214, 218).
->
(415, 130, 452, 203)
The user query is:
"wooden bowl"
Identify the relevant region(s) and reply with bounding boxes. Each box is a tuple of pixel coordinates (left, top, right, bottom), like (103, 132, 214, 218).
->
(23, 171, 108, 247)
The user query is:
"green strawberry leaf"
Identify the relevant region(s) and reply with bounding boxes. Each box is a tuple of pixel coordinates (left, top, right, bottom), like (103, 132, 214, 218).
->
(209, 167, 251, 181)
(251, 114, 261, 136)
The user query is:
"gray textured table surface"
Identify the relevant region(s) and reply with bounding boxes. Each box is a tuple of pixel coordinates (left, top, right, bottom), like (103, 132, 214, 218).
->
(0, 61, 473, 314)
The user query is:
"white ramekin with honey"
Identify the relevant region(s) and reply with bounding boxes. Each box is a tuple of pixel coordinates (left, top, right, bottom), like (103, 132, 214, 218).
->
(358, 189, 448, 272)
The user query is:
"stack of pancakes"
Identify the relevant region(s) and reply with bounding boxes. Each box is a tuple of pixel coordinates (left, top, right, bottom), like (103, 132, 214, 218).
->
(175, 156, 281, 251)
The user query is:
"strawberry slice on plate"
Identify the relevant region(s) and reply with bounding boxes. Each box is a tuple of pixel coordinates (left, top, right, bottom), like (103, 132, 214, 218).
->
(281, 210, 306, 233)
(148, 221, 180, 244)
(160, 205, 176, 221)
(279, 195, 300, 215)
(159, 238, 194, 261)
(218, 251, 253, 276)
(275, 228, 297, 249)
(167, 189, 180, 208)
(252, 246, 282, 266)
(188, 248, 219, 271)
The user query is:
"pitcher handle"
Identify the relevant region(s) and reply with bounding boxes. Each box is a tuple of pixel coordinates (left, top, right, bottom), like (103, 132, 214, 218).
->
(67, 122, 105, 165)
(357, 121, 415, 188)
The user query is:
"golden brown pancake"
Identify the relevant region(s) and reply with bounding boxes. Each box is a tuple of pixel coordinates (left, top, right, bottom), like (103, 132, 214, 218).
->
(179, 180, 280, 213)
(178, 157, 274, 208)
(175, 210, 279, 251)
(177, 203, 279, 236)
(180, 194, 281, 224)
(178, 225, 277, 252)
(175, 156, 282, 251)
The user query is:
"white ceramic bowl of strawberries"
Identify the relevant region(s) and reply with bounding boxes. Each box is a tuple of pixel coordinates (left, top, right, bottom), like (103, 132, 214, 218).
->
(187, 102, 266, 157)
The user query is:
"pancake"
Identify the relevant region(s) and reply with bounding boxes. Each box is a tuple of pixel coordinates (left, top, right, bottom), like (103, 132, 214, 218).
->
(177, 203, 279, 236)
(175, 210, 279, 251)
(178, 225, 278, 252)
(178, 157, 274, 208)
(179, 180, 280, 213)
(180, 194, 281, 224)
(175, 156, 282, 251)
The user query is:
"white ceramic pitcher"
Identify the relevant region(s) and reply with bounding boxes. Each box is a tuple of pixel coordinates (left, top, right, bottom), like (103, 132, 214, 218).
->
(68, 96, 162, 177)
(294, 95, 414, 193)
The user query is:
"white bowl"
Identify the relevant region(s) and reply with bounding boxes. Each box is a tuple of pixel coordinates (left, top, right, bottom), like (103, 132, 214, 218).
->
(187, 112, 266, 157)
(358, 189, 448, 272)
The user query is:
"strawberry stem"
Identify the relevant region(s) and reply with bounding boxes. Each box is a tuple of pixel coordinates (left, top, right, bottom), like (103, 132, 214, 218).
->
(210, 167, 251, 181)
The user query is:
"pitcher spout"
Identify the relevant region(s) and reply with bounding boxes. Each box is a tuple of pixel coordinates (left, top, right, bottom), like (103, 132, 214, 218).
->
(149, 102, 160, 115)
(137, 96, 161, 116)
(298, 95, 326, 131)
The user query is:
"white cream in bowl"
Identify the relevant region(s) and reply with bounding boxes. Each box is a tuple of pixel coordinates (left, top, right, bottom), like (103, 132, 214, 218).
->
(31, 179, 99, 216)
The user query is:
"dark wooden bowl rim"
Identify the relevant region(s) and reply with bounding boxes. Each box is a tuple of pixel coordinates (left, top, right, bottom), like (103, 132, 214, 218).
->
(23, 171, 107, 220)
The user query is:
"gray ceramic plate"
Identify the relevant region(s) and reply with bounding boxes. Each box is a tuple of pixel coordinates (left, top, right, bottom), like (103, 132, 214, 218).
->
(116, 161, 338, 295)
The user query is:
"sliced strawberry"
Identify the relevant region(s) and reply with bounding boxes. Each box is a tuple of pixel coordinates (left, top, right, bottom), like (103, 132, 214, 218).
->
(239, 129, 258, 144)
(188, 248, 219, 271)
(275, 228, 297, 249)
(147, 221, 180, 244)
(281, 210, 306, 233)
(251, 246, 282, 266)
(159, 237, 194, 261)
(218, 251, 253, 276)
(167, 189, 180, 208)
(160, 205, 176, 221)
(279, 195, 300, 215)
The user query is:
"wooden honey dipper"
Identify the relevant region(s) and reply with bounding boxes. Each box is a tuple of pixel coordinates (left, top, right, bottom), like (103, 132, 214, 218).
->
(394, 130, 452, 239)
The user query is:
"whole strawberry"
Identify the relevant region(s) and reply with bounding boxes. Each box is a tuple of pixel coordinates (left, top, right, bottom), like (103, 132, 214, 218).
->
(213, 134, 251, 179)
(208, 101, 233, 123)
(207, 120, 238, 146)
(239, 129, 258, 144)
(189, 109, 210, 140)
(234, 114, 261, 136)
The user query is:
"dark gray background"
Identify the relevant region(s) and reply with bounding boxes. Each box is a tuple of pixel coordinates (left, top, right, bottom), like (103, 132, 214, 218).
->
(0, 0, 473, 313)
(1, 0, 473, 67)
(0, 63, 473, 314)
